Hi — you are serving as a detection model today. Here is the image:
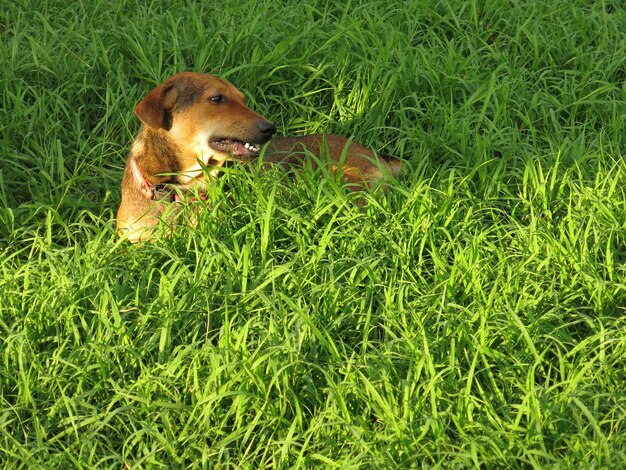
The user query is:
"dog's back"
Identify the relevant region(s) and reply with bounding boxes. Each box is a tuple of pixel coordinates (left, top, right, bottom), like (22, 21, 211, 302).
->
(264, 134, 401, 190)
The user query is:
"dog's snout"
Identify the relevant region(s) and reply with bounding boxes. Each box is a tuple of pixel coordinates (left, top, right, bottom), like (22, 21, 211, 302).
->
(257, 119, 276, 137)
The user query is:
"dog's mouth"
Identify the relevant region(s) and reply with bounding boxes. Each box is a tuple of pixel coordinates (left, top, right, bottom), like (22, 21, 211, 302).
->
(209, 139, 263, 157)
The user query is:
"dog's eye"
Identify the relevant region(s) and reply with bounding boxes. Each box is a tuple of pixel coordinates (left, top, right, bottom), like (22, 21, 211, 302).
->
(210, 95, 226, 104)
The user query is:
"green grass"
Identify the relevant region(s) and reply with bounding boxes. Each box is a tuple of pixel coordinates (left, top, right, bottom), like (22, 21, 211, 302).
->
(2, 0, 626, 467)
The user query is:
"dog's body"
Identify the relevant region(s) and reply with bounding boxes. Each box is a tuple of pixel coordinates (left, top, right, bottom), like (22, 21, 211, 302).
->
(263, 135, 401, 190)
(116, 72, 401, 242)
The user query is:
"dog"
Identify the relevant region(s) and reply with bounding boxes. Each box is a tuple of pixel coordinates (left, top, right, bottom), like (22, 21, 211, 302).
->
(116, 72, 401, 242)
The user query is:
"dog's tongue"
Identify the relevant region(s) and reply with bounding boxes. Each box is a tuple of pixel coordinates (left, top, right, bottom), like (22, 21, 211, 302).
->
(230, 141, 247, 156)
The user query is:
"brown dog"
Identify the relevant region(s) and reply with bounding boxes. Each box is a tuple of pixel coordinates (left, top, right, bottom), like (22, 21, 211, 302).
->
(116, 72, 401, 242)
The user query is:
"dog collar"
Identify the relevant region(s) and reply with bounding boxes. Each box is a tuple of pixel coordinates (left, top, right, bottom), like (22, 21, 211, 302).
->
(131, 159, 156, 199)
(131, 159, 180, 202)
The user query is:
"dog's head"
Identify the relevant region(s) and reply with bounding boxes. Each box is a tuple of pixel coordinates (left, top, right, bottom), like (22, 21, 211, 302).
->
(134, 72, 276, 179)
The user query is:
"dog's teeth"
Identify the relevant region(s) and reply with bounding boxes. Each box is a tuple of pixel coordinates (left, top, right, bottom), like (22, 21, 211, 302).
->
(243, 142, 260, 153)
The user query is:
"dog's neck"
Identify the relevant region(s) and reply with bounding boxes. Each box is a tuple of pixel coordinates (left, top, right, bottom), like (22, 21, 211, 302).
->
(129, 129, 179, 198)
(130, 130, 213, 202)
(129, 125, 222, 203)
(133, 127, 183, 175)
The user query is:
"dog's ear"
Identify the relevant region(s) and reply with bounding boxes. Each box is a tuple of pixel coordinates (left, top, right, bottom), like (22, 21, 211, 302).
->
(134, 82, 179, 130)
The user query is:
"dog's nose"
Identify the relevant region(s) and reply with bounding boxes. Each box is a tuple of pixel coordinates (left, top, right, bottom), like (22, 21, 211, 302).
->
(257, 119, 276, 137)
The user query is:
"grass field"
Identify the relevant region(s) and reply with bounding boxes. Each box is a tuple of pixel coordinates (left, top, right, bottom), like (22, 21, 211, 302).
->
(1, 0, 626, 467)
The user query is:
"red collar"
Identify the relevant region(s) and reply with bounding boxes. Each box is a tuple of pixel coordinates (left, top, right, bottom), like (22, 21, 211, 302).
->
(131, 159, 157, 199)
(131, 160, 208, 203)
(131, 159, 182, 202)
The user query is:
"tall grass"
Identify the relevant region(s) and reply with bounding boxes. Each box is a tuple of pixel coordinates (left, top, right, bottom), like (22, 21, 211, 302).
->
(1, 0, 626, 467)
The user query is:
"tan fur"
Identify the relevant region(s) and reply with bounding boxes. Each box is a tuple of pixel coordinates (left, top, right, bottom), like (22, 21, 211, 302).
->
(264, 135, 402, 190)
(117, 72, 402, 242)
